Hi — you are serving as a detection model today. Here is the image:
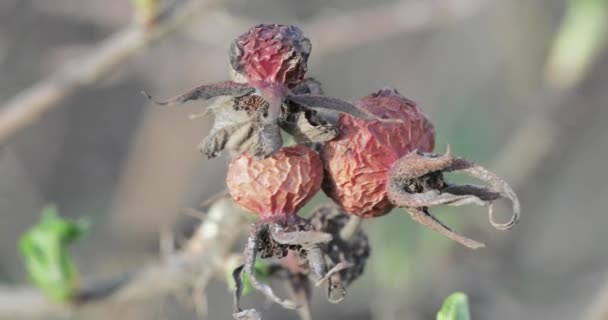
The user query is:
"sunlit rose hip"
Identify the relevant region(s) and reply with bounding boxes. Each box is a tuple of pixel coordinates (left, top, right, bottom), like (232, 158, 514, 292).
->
(226, 145, 345, 316)
(322, 88, 520, 249)
(321, 87, 435, 218)
(227, 144, 322, 220)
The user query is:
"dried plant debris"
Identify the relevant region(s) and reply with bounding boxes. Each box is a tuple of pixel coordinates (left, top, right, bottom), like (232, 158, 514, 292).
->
(309, 206, 370, 292)
(387, 147, 520, 249)
(145, 24, 380, 159)
(232, 218, 336, 319)
(226, 146, 341, 317)
(232, 206, 371, 320)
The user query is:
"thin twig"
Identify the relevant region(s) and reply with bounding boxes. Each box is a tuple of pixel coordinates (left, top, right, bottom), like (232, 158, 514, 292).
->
(192, 0, 487, 55)
(305, 0, 486, 56)
(0, 0, 223, 144)
(0, 0, 487, 144)
(0, 198, 248, 318)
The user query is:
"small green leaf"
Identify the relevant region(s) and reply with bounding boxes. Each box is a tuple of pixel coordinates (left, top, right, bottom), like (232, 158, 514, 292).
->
(130, 0, 161, 26)
(437, 292, 471, 320)
(19, 205, 90, 302)
(226, 259, 271, 296)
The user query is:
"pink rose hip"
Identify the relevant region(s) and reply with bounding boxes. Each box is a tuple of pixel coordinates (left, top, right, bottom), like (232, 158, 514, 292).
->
(322, 87, 519, 249)
(321, 88, 435, 218)
(227, 144, 323, 220)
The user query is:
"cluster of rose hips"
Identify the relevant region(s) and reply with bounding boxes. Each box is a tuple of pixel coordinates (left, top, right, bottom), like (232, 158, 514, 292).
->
(148, 24, 519, 319)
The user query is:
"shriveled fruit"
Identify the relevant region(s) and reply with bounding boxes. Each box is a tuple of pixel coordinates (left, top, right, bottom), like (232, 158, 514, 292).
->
(145, 24, 379, 159)
(321, 87, 435, 218)
(322, 88, 519, 249)
(227, 144, 323, 220)
(229, 24, 311, 87)
(226, 145, 343, 318)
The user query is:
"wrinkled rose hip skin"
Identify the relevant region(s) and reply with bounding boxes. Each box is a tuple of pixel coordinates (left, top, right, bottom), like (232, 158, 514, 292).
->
(229, 24, 310, 87)
(322, 87, 435, 218)
(226, 145, 344, 317)
(322, 88, 520, 249)
(145, 24, 380, 159)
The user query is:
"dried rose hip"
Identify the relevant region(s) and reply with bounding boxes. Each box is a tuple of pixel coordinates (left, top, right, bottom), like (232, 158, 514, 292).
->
(322, 88, 520, 249)
(145, 24, 379, 159)
(227, 144, 322, 220)
(226, 145, 343, 317)
(321, 87, 435, 218)
(229, 24, 311, 87)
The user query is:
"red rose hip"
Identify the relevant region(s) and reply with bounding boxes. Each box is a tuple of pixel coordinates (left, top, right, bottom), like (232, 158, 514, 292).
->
(323, 88, 519, 249)
(229, 24, 311, 87)
(227, 144, 323, 220)
(321, 88, 435, 218)
(227, 145, 342, 315)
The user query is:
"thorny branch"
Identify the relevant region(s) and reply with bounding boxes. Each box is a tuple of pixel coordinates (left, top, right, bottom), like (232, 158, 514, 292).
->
(0, 198, 249, 319)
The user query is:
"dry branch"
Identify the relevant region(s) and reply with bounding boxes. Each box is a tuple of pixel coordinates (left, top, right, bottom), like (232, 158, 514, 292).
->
(0, 198, 248, 319)
(0, 0, 487, 144)
(0, 0, 223, 143)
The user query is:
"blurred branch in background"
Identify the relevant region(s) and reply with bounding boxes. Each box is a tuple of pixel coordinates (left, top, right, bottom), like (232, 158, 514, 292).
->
(544, 0, 608, 90)
(585, 273, 608, 320)
(0, 0, 224, 144)
(108, 0, 492, 260)
(0, 198, 248, 319)
(0, 0, 489, 145)
(192, 0, 487, 55)
(0, 0, 492, 317)
(492, 0, 607, 189)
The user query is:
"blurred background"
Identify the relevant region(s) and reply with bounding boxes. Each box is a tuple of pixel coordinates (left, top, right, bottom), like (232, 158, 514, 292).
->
(1, 0, 607, 319)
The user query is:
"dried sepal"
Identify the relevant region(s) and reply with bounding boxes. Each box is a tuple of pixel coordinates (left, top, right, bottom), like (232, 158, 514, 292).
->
(287, 94, 382, 122)
(444, 157, 520, 230)
(252, 123, 283, 159)
(234, 225, 298, 314)
(407, 207, 485, 249)
(233, 219, 335, 318)
(387, 148, 520, 248)
(144, 26, 406, 161)
(199, 95, 282, 159)
(291, 78, 324, 95)
(308, 206, 370, 296)
(270, 227, 332, 245)
(199, 120, 253, 158)
(280, 111, 339, 144)
(143, 81, 255, 106)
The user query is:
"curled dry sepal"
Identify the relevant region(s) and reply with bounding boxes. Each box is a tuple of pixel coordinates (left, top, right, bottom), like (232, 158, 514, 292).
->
(321, 87, 520, 249)
(229, 206, 370, 320)
(226, 145, 347, 319)
(144, 24, 380, 159)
